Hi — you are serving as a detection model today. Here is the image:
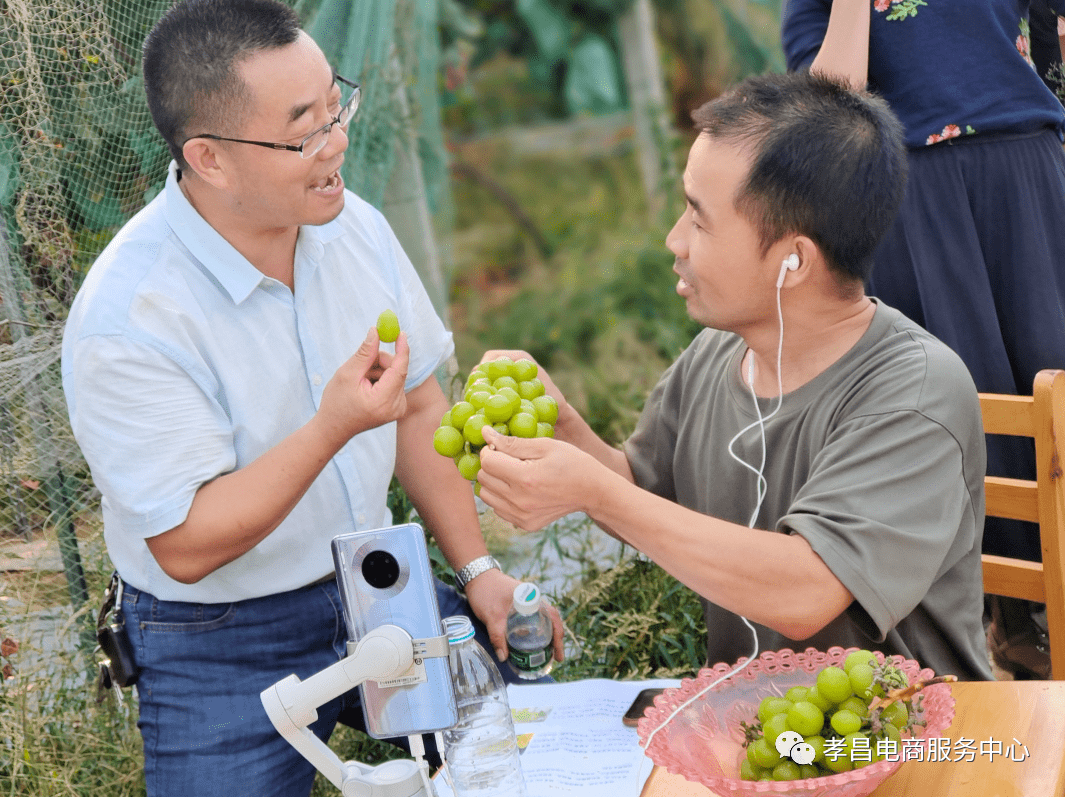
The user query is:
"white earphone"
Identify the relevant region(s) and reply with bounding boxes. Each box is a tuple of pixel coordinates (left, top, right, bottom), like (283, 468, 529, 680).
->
(776, 253, 800, 288)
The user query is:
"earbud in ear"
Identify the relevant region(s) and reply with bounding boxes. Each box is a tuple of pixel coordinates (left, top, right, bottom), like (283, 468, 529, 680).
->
(776, 253, 800, 288)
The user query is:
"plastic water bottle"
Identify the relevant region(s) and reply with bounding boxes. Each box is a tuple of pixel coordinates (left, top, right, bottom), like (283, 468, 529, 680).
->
(442, 615, 527, 797)
(505, 582, 554, 680)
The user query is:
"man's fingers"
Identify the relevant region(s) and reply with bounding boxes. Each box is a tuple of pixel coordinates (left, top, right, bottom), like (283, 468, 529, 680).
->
(487, 623, 509, 664)
(349, 327, 381, 380)
(546, 601, 566, 662)
(474, 476, 511, 516)
(481, 425, 544, 460)
(392, 332, 410, 371)
(373, 332, 410, 393)
(479, 349, 535, 367)
(479, 429, 528, 486)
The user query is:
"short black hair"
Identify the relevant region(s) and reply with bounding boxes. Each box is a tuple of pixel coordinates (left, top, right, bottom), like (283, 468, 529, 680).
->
(143, 0, 301, 170)
(691, 71, 908, 290)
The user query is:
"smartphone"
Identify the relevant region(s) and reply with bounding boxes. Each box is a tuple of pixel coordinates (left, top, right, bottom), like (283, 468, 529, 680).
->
(622, 687, 666, 727)
(331, 523, 457, 739)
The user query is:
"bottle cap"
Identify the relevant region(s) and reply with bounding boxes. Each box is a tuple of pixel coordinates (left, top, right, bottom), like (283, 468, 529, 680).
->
(512, 582, 541, 615)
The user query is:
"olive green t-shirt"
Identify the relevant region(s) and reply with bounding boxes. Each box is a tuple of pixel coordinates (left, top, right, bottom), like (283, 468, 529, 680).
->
(623, 302, 993, 680)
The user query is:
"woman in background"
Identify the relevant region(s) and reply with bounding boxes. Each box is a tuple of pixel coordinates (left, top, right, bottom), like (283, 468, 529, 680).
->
(782, 0, 1065, 679)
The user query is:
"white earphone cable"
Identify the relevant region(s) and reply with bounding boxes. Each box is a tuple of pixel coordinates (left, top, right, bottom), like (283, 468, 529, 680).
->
(640, 269, 790, 761)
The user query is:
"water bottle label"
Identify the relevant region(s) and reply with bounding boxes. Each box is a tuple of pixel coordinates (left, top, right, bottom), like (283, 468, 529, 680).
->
(509, 644, 551, 671)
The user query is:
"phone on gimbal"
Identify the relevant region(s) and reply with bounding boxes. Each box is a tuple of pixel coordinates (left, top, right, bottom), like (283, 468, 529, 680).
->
(331, 524, 457, 739)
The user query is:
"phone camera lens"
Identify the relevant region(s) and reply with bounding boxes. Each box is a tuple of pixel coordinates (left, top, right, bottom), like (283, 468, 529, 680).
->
(362, 550, 400, 589)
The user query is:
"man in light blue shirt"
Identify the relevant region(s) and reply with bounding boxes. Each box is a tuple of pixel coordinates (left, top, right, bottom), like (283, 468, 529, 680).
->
(61, 1, 561, 794)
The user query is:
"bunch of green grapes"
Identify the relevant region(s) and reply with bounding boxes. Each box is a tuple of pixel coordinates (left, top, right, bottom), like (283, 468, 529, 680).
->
(432, 356, 560, 492)
(740, 650, 914, 783)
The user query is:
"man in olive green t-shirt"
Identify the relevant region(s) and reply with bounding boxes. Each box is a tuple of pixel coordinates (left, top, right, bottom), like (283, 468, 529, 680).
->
(477, 71, 992, 680)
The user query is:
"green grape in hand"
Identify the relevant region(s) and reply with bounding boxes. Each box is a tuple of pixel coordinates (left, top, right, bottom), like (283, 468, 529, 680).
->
(376, 309, 400, 343)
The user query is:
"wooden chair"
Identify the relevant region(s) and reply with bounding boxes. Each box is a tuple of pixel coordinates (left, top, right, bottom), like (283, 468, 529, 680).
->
(980, 369, 1065, 680)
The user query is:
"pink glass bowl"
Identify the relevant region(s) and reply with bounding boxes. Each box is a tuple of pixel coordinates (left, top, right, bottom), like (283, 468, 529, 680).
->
(638, 647, 955, 797)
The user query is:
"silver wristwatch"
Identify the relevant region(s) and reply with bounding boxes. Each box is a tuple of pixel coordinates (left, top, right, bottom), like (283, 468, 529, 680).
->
(454, 555, 501, 591)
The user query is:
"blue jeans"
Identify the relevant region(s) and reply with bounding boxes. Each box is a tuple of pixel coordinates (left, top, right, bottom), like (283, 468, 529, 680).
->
(122, 576, 531, 797)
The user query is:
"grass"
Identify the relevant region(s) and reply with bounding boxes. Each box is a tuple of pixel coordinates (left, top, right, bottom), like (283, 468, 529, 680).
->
(1, 522, 143, 797)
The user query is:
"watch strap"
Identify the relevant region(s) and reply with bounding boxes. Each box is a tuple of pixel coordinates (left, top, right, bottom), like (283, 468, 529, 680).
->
(455, 555, 501, 590)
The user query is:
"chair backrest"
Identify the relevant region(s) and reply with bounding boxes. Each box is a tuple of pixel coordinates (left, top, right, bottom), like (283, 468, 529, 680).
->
(980, 369, 1065, 680)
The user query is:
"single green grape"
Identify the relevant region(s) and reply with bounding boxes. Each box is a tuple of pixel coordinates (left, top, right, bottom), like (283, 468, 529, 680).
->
(880, 700, 908, 729)
(746, 741, 760, 767)
(440, 409, 452, 428)
(467, 390, 492, 411)
(464, 379, 492, 398)
(509, 412, 538, 438)
(771, 760, 801, 782)
(798, 764, 819, 780)
(844, 649, 877, 674)
(803, 735, 826, 764)
(536, 422, 555, 438)
(517, 377, 546, 400)
(816, 666, 854, 705)
(531, 395, 559, 425)
(838, 695, 869, 718)
(518, 399, 539, 420)
(739, 759, 762, 781)
(757, 697, 793, 724)
(881, 721, 901, 745)
(787, 701, 824, 737)
(462, 414, 488, 447)
(376, 309, 400, 343)
(456, 452, 481, 481)
(493, 375, 519, 392)
(848, 663, 876, 700)
(762, 713, 790, 745)
(450, 401, 476, 431)
(830, 708, 863, 736)
(514, 358, 538, 382)
(805, 685, 832, 712)
(432, 426, 464, 458)
(496, 386, 521, 415)
(492, 422, 509, 435)
(785, 686, 810, 704)
(747, 738, 782, 769)
(484, 394, 513, 424)
(486, 357, 513, 381)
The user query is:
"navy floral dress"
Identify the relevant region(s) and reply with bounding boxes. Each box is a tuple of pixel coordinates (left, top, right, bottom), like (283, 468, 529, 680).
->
(784, 0, 1065, 562)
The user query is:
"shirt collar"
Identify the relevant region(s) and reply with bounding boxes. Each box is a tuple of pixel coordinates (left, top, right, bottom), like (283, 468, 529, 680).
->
(162, 161, 345, 304)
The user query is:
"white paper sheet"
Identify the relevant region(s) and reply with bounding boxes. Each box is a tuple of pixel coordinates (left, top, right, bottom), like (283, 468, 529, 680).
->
(433, 678, 682, 797)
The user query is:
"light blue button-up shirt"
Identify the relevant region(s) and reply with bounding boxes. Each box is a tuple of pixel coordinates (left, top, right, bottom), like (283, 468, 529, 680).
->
(62, 163, 453, 602)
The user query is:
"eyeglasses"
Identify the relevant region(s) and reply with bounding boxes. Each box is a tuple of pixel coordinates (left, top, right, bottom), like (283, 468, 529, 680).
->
(184, 75, 361, 160)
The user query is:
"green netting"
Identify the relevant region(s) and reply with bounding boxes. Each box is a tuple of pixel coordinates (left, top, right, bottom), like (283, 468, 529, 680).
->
(0, 0, 450, 599)
(304, 0, 450, 214)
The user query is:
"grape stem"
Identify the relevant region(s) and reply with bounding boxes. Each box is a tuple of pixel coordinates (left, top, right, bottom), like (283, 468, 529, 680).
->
(739, 719, 763, 746)
(867, 675, 957, 711)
